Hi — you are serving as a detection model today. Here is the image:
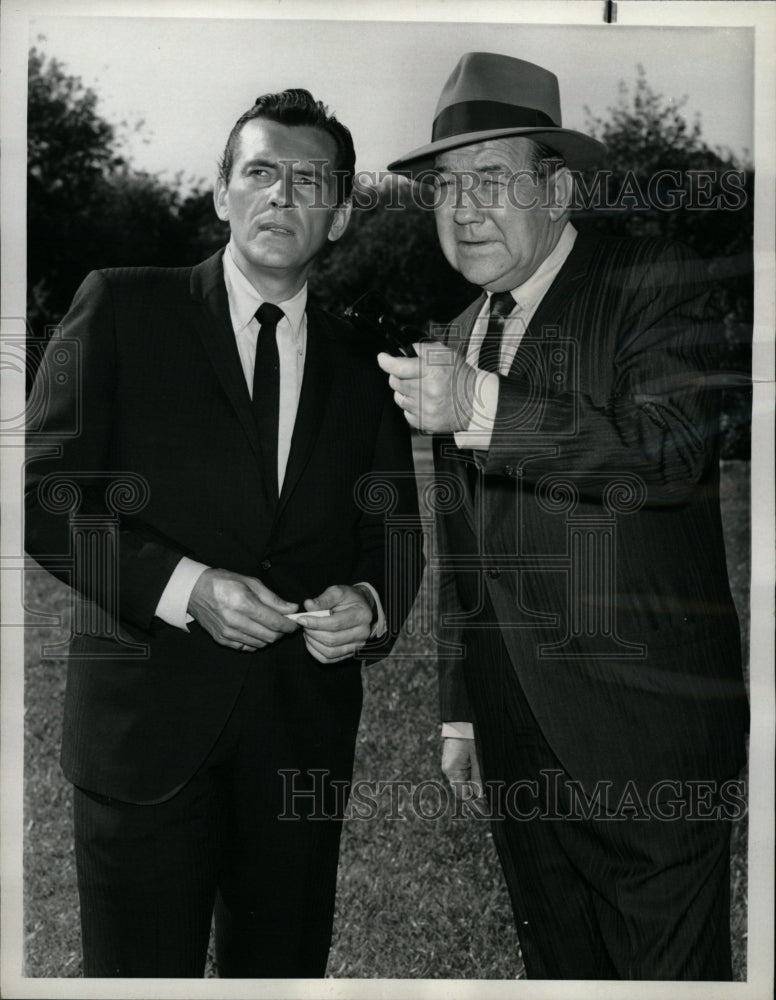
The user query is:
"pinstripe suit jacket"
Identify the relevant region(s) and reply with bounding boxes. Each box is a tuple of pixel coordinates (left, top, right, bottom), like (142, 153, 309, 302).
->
(435, 229, 748, 791)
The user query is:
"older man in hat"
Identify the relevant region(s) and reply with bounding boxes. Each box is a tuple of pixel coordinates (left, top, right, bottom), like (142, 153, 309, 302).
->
(379, 53, 748, 980)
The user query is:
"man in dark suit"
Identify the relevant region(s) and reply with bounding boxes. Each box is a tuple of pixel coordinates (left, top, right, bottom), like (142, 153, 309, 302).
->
(379, 53, 748, 979)
(25, 88, 421, 978)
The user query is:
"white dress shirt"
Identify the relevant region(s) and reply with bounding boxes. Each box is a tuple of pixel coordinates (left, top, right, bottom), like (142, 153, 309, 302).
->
(443, 222, 577, 740)
(453, 221, 577, 451)
(225, 243, 308, 490)
(155, 240, 384, 634)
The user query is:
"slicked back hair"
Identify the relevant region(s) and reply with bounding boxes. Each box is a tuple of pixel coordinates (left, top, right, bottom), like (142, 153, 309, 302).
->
(218, 88, 356, 204)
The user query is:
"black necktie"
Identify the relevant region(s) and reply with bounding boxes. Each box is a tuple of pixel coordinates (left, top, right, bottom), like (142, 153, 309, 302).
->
(478, 291, 515, 373)
(252, 302, 285, 499)
(465, 291, 515, 496)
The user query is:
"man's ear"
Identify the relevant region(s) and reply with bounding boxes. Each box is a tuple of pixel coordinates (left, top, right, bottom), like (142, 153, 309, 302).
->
(213, 178, 229, 222)
(548, 167, 574, 221)
(327, 199, 352, 243)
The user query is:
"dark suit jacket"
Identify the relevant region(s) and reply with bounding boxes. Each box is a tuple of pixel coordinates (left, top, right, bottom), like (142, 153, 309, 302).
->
(436, 229, 748, 791)
(26, 249, 422, 803)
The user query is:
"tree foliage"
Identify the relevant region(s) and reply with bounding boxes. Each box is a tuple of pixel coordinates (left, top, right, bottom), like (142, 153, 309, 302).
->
(309, 180, 476, 329)
(579, 66, 752, 311)
(26, 47, 222, 352)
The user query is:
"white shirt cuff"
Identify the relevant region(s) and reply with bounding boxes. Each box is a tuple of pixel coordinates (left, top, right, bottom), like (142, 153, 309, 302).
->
(442, 722, 475, 740)
(355, 581, 387, 638)
(155, 557, 210, 631)
(453, 369, 499, 451)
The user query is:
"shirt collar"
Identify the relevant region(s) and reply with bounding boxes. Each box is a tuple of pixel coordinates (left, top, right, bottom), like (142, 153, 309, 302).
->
(222, 239, 307, 337)
(487, 221, 577, 314)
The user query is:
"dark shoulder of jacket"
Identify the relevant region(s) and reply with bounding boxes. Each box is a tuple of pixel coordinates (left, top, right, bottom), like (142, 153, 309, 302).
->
(583, 228, 702, 271)
(74, 264, 200, 318)
(307, 300, 382, 362)
(92, 263, 194, 291)
(580, 228, 711, 301)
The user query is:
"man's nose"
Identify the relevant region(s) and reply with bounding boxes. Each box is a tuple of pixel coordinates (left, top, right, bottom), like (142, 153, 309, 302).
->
(267, 173, 294, 208)
(452, 185, 485, 224)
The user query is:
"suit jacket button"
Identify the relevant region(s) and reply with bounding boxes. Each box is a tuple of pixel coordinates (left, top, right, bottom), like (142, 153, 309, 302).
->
(486, 569, 501, 580)
(260, 559, 272, 571)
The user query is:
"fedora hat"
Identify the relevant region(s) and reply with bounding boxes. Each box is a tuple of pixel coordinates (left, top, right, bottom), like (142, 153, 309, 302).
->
(388, 52, 605, 174)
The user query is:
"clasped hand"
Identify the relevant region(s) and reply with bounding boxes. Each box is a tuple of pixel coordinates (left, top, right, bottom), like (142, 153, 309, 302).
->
(377, 342, 476, 433)
(188, 570, 373, 661)
(296, 584, 375, 663)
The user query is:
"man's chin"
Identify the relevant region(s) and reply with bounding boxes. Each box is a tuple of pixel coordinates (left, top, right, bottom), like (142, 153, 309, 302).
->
(456, 262, 504, 289)
(246, 250, 301, 272)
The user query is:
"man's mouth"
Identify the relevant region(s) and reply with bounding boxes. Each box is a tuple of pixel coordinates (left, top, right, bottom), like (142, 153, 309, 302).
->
(257, 222, 294, 236)
(458, 238, 492, 249)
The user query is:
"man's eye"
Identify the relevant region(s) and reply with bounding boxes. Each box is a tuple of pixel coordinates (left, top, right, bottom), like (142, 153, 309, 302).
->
(247, 167, 270, 179)
(293, 176, 316, 186)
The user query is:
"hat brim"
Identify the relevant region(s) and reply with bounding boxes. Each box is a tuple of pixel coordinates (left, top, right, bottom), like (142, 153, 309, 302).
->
(387, 127, 606, 175)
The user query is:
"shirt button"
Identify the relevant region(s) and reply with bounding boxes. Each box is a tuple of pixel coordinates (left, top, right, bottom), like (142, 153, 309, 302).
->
(260, 559, 272, 571)
(504, 465, 515, 477)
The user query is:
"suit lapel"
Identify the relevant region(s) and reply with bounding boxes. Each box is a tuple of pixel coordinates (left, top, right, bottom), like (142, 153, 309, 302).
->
(275, 304, 334, 517)
(190, 261, 334, 523)
(449, 293, 487, 359)
(518, 228, 600, 353)
(189, 250, 266, 473)
(442, 296, 486, 530)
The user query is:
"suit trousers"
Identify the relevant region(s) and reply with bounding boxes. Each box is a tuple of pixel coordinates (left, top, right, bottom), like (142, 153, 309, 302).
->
(73, 638, 362, 978)
(462, 615, 734, 980)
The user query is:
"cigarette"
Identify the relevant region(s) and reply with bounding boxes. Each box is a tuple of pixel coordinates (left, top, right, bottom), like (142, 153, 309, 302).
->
(285, 609, 332, 621)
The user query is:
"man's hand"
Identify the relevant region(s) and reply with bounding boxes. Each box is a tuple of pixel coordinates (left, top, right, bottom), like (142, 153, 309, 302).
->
(297, 584, 374, 663)
(442, 736, 485, 806)
(377, 342, 478, 433)
(188, 568, 299, 651)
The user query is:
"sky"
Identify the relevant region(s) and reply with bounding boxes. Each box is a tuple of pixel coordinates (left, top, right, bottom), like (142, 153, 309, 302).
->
(26, 6, 755, 193)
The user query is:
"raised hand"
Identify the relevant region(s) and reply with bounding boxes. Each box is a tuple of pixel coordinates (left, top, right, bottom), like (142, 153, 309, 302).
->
(377, 342, 477, 433)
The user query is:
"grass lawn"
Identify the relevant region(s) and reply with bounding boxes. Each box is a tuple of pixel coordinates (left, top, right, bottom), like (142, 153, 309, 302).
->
(22, 443, 750, 980)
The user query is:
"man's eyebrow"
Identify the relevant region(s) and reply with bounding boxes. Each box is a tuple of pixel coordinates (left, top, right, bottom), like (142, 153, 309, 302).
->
(279, 159, 328, 178)
(433, 162, 511, 174)
(241, 157, 321, 173)
(473, 163, 513, 174)
(242, 157, 276, 170)
(290, 164, 322, 177)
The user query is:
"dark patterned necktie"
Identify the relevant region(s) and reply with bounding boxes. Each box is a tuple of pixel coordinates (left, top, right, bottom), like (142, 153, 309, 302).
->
(252, 302, 285, 499)
(478, 291, 515, 373)
(465, 291, 515, 496)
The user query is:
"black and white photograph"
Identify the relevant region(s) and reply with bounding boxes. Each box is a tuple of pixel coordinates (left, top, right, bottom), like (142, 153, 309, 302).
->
(1, 1, 774, 997)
